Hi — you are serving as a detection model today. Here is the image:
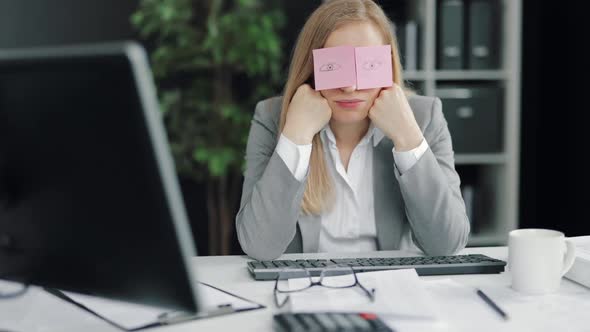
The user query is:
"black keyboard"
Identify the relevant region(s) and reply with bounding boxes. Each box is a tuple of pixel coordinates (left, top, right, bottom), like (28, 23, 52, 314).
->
(248, 254, 506, 280)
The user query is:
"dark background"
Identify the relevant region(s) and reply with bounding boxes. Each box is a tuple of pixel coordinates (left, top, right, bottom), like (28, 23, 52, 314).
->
(1, 0, 588, 254)
(518, 1, 589, 235)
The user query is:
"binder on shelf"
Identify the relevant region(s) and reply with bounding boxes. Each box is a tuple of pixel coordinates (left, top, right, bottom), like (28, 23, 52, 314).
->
(395, 20, 419, 70)
(461, 184, 475, 225)
(468, 0, 499, 69)
(395, 21, 406, 67)
(404, 20, 418, 71)
(436, 84, 503, 153)
(438, 0, 465, 69)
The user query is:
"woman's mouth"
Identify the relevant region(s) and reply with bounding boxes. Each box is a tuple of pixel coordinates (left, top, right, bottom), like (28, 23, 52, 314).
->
(335, 99, 364, 109)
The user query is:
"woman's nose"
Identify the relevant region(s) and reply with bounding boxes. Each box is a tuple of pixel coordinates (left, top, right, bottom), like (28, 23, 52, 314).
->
(340, 85, 357, 93)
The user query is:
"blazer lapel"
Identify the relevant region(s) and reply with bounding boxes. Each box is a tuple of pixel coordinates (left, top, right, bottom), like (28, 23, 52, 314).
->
(373, 138, 405, 250)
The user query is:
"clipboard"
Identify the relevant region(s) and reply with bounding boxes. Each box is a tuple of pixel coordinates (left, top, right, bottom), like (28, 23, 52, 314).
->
(44, 281, 265, 331)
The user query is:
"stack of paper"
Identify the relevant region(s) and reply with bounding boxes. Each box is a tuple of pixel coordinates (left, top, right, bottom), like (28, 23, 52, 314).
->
(565, 236, 590, 289)
(286, 269, 439, 321)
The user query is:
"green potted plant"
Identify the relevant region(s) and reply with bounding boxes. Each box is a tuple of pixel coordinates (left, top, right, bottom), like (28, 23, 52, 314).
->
(131, 0, 285, 255)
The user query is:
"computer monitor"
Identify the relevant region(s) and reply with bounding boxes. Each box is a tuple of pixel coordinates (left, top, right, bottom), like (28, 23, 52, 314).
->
(0, 42, 200, 312)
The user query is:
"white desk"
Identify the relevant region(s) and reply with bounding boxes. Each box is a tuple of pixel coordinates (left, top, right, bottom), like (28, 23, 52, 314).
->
(1, 247, 588, 332)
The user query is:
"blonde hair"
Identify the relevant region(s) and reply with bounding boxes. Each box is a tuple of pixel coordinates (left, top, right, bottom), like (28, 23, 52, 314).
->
(279, 0, 407, 215)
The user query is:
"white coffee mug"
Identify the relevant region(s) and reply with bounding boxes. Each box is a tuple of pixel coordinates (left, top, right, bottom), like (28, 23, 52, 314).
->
(508, 229, 576, 294)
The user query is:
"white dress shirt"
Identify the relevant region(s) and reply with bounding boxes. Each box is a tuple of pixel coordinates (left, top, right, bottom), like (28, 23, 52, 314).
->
(275, 124, 429, 253)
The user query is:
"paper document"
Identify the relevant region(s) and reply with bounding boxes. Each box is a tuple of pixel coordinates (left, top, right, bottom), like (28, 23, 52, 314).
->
(568, 236, 590, 259)
(287, 269, 439, 321)
(58, 282, 262, 330)
(480, 282, 590, 332)
(565, 236, 590, 288)
(423, 279, 515, 332)
(423, 278, 590, 332)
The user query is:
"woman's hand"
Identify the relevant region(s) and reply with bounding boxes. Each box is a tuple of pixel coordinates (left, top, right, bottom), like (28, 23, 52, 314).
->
(282, 84, 332, 145)
(368, 84, 424, 151)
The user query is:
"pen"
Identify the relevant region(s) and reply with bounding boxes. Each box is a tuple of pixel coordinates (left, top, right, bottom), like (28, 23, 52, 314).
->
(476, 289, 509, 320)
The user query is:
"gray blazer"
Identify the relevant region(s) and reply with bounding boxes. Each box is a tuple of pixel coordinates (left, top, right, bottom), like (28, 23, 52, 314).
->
(235, 94, 470, 261)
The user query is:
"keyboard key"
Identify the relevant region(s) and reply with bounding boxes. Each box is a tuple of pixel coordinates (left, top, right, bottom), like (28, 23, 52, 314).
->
(329, 313, 354, 330)
(348, 313, 372, 330)
(262, 261, 276, 268)
(313, 313, 338, 331)
(282, 260, 299, 267)
(249, 262, 264, 269)
(276, 313, 305, 332)
(294, 313, 322, 332)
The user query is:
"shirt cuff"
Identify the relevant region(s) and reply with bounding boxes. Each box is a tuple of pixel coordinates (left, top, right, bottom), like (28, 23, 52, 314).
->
(275, 134, 312, 181)
(392, 138, 429, 174)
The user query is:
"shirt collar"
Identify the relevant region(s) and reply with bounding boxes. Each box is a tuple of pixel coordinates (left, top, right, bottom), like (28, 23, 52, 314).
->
(321, 122, 385, 148)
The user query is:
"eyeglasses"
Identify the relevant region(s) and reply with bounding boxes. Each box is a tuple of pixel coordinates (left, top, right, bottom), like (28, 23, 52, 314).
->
(273, 266, 375, 308)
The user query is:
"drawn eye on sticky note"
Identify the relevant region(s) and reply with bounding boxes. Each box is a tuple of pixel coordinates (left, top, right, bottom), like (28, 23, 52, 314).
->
(313, 46, 356, 90)
(362, 59, 383, 71)
(319, 62, 342, 72)
(355, 45, 393, 89)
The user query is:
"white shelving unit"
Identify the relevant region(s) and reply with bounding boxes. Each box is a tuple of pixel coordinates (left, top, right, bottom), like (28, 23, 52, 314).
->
(396, 0, 522, 246)
(318, 0, 522, 246)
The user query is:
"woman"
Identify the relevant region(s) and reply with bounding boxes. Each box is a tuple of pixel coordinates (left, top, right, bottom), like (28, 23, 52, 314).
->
(235, 0, 470, 261)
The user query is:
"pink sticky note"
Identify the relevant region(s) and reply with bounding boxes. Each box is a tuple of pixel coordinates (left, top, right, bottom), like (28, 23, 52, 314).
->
(313, 46, 356, 91)
(355, 45, 393, 90)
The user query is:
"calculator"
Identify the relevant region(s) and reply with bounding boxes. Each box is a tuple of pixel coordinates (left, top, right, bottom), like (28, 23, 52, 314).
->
(273, 312, 394, 332)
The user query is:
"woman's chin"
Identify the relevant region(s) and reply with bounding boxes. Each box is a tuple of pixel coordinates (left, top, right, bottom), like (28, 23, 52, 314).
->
(330, 109, 369, 124)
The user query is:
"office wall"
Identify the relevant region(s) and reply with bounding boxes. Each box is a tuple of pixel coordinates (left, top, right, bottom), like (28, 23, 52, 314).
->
(520, 0, 590, 236)
(0, 0, 138, 48)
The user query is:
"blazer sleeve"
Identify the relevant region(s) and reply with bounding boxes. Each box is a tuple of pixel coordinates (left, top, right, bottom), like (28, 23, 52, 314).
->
(395, 97, 470, 255)
(235, 100, 308, 261)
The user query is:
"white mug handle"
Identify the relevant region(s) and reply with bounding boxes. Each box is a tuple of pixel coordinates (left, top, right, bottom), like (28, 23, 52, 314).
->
(561, 240, 576, 276)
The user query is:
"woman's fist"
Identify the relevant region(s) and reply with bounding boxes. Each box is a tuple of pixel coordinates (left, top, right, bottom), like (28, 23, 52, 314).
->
(283, 84, 332, 144)
(368, 84, 423, 151)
